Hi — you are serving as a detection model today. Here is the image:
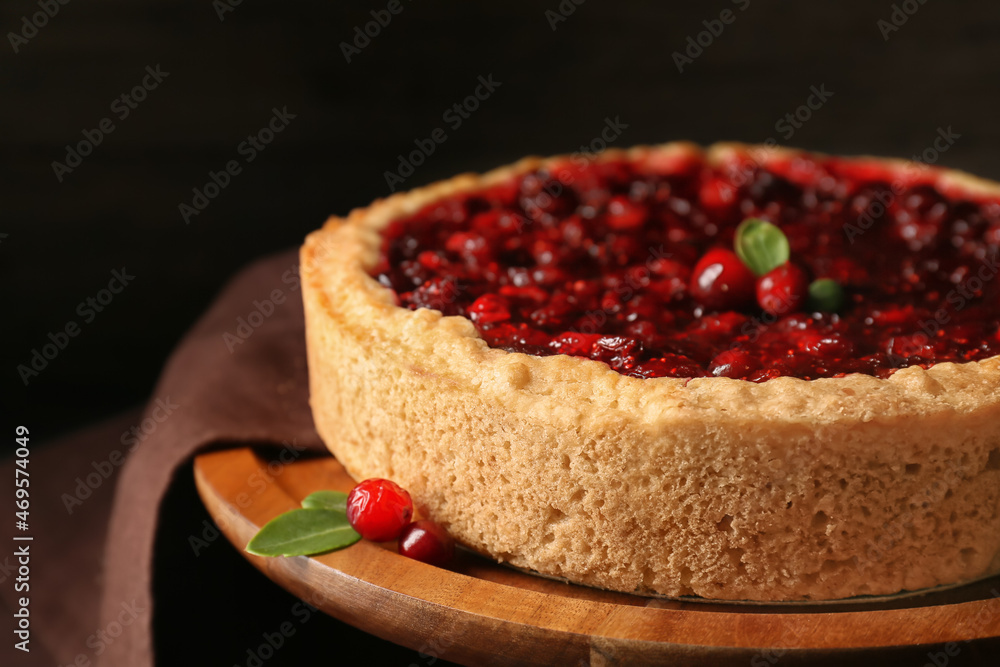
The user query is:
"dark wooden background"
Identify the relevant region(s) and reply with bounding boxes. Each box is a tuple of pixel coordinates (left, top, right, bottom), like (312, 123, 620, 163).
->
(4, 0, 1000, 440)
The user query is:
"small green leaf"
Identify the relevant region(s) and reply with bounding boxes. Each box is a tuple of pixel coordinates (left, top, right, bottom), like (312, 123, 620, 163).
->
(808, 278, 845, 312)
(734, 218, 790, 276)
(245, 508, 360, 557)
(301, 490, 349, 512)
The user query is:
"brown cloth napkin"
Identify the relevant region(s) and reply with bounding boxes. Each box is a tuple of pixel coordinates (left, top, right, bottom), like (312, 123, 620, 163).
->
(0, 408, 143, 666)
(0, 249, 458, 667)
(96, 250, 325, 666)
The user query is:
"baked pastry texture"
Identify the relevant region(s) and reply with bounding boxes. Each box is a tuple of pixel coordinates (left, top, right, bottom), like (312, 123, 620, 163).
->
(301, 142, 1000, 601)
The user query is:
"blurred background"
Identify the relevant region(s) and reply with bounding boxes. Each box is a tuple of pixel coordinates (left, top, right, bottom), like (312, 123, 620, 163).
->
(4, 2, 1000, 665)
(3, 0, 1000, 442)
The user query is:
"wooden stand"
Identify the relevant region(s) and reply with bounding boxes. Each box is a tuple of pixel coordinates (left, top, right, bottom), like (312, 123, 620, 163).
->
(194, 448, 1000, 666)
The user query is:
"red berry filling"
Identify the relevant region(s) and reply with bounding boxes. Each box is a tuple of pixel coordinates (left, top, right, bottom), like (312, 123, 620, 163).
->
(756, 262, 810, 316)
(690, 248, 757, 312)
(372, 151, 1000, 381)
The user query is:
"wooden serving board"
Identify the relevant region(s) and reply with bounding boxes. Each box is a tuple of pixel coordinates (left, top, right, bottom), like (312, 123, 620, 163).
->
(194, 448, 1000, 666)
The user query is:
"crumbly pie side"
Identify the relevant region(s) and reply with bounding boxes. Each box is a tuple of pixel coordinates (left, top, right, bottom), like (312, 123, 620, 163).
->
(301, 142, 1000, 601)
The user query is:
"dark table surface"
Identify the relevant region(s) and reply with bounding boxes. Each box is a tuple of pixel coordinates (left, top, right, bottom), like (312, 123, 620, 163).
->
(4, 1, 1000, 664)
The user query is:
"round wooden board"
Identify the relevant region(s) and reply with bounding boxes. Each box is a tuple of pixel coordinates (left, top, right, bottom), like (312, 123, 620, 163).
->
(194, 448, 1000, 666)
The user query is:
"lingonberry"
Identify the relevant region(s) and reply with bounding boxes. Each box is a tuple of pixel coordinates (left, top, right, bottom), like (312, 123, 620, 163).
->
(591, 335, 644, 371)
(797, 331, 854, 357)
(445, 231, 491, 265)
(709, 349, 759, 378)
(689, 311, 748, 336)
(528, 294, 575, 329)
(605, 195, 646, 231)
(467, 294, 511, 326)
(404, 277, 462, 313)
(372, 154, 1000, 381)
(626, 354, 706, 379)
(688, 249, 756, 312)
(398, 520, 455, 566)
(756, 262, 810, 316)
(346, 479, 413, 542)
(624, 320, 671, 350)
(549, 332, 602, 357)
(698, 176, 738, 213)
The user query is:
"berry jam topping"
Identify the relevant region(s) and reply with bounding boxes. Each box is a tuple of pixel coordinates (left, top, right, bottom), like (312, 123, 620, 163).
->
(372, 150, 1000, 381)
(346, 478, 413, 542)
(690, 249, 756, 312)
(756, 262, 810, 316)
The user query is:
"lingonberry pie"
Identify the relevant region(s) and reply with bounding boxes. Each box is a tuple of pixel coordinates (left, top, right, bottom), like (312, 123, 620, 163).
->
(301, 142, 1000, 601)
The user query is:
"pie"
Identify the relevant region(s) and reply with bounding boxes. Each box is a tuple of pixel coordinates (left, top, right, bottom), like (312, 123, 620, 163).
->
(300, 142, 1000, 601)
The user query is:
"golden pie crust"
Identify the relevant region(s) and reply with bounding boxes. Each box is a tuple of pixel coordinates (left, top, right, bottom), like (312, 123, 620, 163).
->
(300, 142, 1000, 601)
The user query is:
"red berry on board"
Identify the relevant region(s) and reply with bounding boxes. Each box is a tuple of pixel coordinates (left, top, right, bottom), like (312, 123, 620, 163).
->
(398, 519, 455, 566)
(688, 249, 756, 311)
(346, 479, 413, 542)
(756, 262, 810, 316)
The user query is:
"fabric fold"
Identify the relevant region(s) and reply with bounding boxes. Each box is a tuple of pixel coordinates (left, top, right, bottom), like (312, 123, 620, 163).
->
(98, 250, 324, 667)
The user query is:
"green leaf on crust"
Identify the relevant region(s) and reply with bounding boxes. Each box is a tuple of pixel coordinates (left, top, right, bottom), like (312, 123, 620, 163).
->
(734, 218, 790, 276)
(808, 278, 845, 312)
